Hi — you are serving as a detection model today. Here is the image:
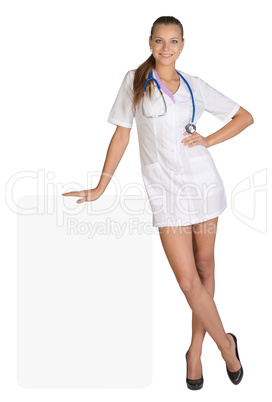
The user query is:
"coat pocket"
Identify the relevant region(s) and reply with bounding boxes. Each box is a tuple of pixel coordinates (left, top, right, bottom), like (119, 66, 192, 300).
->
(141, 163, 166, 216)
(188, 151, 224, 191)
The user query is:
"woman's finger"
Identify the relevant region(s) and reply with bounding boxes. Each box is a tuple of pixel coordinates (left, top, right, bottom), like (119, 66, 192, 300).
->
(77, 197, 87, 204)
(62, 190, 87, 197)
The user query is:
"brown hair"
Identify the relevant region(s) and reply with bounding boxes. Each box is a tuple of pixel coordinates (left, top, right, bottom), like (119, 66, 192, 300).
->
(132, 16, 184, 109)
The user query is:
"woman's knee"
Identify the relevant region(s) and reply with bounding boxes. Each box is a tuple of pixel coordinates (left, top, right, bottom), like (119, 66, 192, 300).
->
(178, 274, 202, 296)
(195, 256, 215, 281)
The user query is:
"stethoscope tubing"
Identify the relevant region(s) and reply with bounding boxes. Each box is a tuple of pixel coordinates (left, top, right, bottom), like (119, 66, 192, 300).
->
(176, 71, 195, 123)
(143, 69, 196, 130)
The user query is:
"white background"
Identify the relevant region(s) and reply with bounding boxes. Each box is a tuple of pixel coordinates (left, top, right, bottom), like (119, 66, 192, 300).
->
(1, 0, 271, 400)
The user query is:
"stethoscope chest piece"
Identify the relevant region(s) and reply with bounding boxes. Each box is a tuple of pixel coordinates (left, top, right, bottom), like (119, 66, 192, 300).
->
(185, 123, 196, 134)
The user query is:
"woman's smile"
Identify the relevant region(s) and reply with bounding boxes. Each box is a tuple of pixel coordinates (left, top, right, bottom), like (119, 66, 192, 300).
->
(159, 53, 173, 58)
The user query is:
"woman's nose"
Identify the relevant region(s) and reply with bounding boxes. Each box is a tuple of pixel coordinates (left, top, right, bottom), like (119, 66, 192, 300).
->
(162, 45, 171, 52)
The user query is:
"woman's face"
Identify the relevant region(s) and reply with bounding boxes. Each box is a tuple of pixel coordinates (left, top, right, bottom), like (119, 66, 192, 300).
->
(149, 24, 184, 67)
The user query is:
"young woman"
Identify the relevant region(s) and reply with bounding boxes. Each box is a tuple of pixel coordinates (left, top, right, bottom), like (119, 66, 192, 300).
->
(62, 16, 253, 390)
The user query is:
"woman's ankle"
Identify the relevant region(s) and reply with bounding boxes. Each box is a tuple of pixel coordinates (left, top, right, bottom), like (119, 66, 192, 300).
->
(188, 344, 203, 357)
(219, 334, 233, 356)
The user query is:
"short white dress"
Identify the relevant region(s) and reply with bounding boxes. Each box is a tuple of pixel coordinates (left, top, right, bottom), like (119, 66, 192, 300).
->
(107, 68, 240, 227)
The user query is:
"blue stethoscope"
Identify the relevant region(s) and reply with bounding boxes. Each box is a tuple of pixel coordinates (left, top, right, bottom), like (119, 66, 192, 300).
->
(142, 69, 196, 134)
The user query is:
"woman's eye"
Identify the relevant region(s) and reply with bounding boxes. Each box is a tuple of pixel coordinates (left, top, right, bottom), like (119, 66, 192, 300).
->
(155, 39, 178, 44)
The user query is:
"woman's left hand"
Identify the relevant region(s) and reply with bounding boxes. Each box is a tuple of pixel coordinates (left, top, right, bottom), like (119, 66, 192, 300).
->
(181, 132, 210, 148)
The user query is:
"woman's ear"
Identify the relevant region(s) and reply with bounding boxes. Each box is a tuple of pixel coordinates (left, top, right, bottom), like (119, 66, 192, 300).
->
(181, 37, 185, 51)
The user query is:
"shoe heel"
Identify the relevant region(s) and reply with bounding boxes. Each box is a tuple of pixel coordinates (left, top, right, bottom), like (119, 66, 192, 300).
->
(185, 349, 204, 390)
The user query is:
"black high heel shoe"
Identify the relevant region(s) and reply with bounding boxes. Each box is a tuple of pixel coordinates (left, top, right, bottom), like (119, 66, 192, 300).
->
(226, 333, 244, 385)
(185, 350, 204, 390)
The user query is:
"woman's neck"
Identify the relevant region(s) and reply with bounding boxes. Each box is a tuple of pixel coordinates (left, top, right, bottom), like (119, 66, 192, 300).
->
(154, 64, 178, 81)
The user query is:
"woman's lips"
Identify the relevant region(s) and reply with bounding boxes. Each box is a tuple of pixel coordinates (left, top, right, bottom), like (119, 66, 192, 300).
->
(159, 54, 173, 58)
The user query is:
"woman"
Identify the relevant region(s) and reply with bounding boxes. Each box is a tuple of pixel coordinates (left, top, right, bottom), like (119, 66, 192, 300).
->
(62, 16, 254, 390)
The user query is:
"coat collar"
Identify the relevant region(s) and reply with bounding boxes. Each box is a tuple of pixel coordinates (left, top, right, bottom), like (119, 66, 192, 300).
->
(152, 68, 179, 104)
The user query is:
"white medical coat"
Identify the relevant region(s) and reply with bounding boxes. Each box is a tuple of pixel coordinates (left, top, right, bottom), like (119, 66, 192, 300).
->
(107, 68, 240, 227)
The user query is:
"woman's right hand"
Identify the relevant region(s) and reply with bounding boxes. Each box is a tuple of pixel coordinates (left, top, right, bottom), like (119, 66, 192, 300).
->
(61, 186, 103, 204)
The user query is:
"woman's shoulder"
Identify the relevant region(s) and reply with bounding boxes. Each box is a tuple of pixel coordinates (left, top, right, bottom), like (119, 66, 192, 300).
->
(119, 69, 136, 85)
(123, 69, 136, 76)
(176, 70, 208, 96)
(176, 69, 204, 85)
(127, 69, 137, 79)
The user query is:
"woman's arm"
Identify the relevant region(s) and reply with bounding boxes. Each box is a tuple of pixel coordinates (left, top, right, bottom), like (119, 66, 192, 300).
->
(206, 106, 254, 148)
(96, 125, 131, 194)
(62, 125, 131, 203)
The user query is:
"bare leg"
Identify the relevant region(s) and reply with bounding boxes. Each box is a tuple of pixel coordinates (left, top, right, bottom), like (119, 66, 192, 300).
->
(158, 223, 241, 376)
(187, 217, 217, 379)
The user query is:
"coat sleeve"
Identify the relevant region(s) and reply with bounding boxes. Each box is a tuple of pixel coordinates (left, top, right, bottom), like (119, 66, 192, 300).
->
(197, 77, 240, 123)
(107, 70, 136, 129)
